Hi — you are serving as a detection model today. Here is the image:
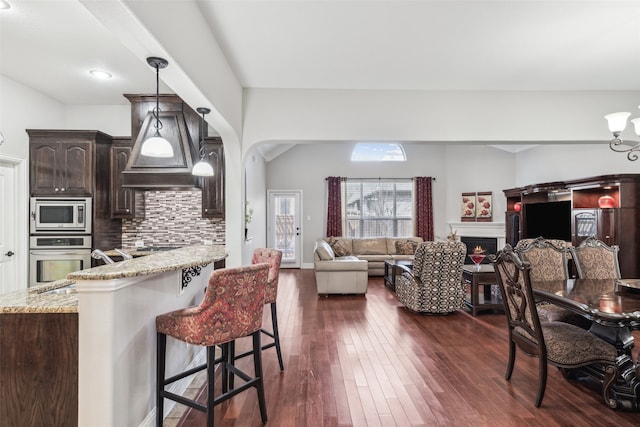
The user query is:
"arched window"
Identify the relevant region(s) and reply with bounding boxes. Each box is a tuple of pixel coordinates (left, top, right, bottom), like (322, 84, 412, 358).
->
(351, 143, 406, 162)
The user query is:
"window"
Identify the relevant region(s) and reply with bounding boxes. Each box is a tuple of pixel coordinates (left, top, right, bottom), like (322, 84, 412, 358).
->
(351, 143, 406, 162)
(345, 179, 413, 238)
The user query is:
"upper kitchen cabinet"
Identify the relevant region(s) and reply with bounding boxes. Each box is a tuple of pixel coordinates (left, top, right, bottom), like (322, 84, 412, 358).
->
(27, 130, 112, 196)
(200, 137, 225, 219)
(110, 137, 144, 219)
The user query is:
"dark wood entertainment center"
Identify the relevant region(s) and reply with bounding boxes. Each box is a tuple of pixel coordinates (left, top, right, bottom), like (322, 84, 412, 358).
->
(504, 174, 640, 278)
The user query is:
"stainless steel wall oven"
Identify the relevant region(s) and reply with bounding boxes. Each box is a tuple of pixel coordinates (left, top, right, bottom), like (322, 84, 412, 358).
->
(29, 235, 92, 287)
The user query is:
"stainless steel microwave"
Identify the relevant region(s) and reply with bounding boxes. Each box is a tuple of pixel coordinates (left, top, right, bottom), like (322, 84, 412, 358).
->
(30, 197, 92, 234)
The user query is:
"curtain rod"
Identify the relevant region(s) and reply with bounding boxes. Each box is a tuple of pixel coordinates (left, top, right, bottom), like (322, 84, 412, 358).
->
(325, 177, 436, 181)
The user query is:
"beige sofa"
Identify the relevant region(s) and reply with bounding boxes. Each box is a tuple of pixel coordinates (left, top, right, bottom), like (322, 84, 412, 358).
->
(313, 239, 368, 294)
(314, 236, 424, 277)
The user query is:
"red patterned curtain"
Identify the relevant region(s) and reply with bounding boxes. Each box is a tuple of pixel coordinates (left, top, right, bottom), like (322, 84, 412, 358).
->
(326, 177, 343, 237)
(415, 177, 434, 241)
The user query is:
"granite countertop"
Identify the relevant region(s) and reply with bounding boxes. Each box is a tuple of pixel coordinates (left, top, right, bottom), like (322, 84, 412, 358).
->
(68, 244, 227, 280)
(0, 245, 227, 313)
(0, 279, 78, 314)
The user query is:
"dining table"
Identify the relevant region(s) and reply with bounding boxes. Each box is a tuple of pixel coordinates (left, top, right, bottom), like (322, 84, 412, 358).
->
(532, 277, 640, 410)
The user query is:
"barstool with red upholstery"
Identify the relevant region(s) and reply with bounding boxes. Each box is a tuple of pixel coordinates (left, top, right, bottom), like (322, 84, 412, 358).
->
(252, 248, 284, 370)
(156, 263, 270, 427)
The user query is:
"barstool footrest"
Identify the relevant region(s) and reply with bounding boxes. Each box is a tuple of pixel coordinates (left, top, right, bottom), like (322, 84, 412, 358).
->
(163, 362, 207, 386)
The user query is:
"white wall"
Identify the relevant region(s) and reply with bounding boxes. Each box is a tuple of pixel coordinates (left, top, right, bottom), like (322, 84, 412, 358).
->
(243, 89, 640, 148)
(515, 144, 640, 186)
(0, 76, 65, 159)
(265, 142, 517, 265)
(242, 149, 267, 264)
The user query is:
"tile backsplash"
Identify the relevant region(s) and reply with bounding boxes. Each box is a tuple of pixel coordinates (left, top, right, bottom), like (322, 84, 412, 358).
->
(121, 189, 225, 248)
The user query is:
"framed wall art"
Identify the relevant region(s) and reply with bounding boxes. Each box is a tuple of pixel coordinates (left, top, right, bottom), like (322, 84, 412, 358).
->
(461, 192, 476, 222)
(460, 191, 493, 222)
(476, 191, 493, 222)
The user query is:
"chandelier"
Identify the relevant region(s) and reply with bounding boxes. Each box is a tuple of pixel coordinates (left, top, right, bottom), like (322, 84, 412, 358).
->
(604, 109, 640, 161)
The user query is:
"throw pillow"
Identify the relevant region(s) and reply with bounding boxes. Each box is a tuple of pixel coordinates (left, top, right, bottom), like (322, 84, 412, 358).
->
(395, 240, 418, 255)
(327, 237, 351, 257)
(315, 240, 335, 261)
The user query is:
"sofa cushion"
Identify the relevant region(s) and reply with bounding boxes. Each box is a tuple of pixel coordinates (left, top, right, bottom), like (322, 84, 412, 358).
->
(395, 239, 419, 255)
(387, 237, 424, 254)
(314, 257, 368, 271)
(352, 238, 387, 255)
(315, 239, 335, 260)
(326, 237, 352, 257)
(356, 254, 389, 262)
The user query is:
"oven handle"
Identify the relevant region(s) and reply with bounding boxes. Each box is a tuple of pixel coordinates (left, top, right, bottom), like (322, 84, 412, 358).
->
(30, 250, 90, 255)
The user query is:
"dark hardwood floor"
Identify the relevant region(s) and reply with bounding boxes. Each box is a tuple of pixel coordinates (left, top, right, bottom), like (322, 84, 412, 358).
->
(176, 269, 640, 426)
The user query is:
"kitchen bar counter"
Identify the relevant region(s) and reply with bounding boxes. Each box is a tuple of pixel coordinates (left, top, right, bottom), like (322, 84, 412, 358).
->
(0, 245, 226, 314)
(74, 244, 227, 427)
(0, 279, 77, 313)
(69, 244, 226, 280)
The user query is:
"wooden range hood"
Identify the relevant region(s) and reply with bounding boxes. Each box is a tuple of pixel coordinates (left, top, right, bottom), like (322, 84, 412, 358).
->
(121, 94, 202, 189)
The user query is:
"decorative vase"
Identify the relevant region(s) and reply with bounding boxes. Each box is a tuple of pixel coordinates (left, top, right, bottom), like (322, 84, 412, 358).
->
(513, 202, 521, 212)
(598, 195, 615, 209)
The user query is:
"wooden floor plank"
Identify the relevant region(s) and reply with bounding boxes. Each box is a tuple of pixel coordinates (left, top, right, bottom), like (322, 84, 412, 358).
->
(175, 270, 640, 426)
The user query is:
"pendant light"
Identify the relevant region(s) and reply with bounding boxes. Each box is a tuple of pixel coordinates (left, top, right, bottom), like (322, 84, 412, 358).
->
(140, 57, 174, 157)
(192, 107, 215, 176)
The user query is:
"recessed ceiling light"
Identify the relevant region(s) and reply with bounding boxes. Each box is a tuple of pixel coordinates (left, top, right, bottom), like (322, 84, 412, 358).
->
(0, 1, 11, 10)
(89, 69, 112, 79)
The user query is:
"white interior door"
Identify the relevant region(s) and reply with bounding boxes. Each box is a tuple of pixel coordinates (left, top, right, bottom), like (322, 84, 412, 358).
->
(0, 162, 18, 293)
(268, 190, 302, 268)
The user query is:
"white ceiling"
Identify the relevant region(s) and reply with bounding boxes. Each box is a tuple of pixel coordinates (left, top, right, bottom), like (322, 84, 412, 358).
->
(2, 1, 640, 142)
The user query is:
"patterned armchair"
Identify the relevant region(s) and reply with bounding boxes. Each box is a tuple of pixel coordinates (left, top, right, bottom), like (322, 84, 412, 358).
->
(492, 245, 618, 408)
(395, 241, 466, 314)
(570, 236, 621, 279)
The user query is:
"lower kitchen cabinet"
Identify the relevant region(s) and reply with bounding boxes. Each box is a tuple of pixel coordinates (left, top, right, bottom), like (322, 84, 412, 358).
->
(0, 312, 78, 427)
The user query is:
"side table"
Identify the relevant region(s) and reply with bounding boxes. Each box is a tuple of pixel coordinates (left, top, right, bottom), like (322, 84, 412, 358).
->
(383, 259, 413, 292)
(462, 264, 504, 316)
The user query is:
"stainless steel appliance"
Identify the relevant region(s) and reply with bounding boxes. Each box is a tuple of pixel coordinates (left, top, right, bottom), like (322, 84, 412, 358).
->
(30, 197, 92, 234)
(29, 235, 92, 287)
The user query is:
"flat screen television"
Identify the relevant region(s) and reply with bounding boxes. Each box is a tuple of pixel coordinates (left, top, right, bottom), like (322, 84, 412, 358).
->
(523, 201, 572, 242)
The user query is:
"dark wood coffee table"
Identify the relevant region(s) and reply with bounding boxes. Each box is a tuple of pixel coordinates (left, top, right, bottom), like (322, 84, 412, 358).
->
(383, 259, 413, 292)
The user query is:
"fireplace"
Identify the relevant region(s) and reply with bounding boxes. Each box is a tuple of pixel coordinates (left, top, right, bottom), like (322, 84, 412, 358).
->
(460, 236, 498, 264)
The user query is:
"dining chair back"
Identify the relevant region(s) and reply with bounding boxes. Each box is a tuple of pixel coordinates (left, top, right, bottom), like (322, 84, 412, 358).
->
(514, 237, 569, 281)
(570, 236, 621, 279)
(514, 237, 591, 328)
(492, 245, 619, 408)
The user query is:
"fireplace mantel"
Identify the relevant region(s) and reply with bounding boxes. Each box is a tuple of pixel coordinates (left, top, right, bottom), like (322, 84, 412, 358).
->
(448, 222, 506, 249)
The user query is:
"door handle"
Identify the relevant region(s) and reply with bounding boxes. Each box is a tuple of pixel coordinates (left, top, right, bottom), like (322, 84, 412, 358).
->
(5, 251, 14, 257)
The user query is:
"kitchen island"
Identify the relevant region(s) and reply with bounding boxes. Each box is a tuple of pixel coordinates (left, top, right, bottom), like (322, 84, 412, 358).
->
(1, 245, 227, 427)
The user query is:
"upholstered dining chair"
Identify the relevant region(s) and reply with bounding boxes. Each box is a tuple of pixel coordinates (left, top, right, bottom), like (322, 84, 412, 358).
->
(570, 236, 621, 279)
(514, 237, 591, 329)
(156, 263, 270, 427)
(492, 245, 618, 408)
(395, 241, 467, 314)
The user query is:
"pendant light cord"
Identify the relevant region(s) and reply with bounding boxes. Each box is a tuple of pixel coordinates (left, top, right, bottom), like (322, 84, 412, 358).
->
(154, 63, 163, 136)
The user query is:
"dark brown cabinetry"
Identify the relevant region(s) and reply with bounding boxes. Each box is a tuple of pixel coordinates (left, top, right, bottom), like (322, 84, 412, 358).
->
(27, 129, 122, 251)
(110, 137, 144, 219)
(200, 137, 225, 219)
(505, 175, 640, 278)
(28, 131, 99, 196)
(0, 313, 78, 426)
